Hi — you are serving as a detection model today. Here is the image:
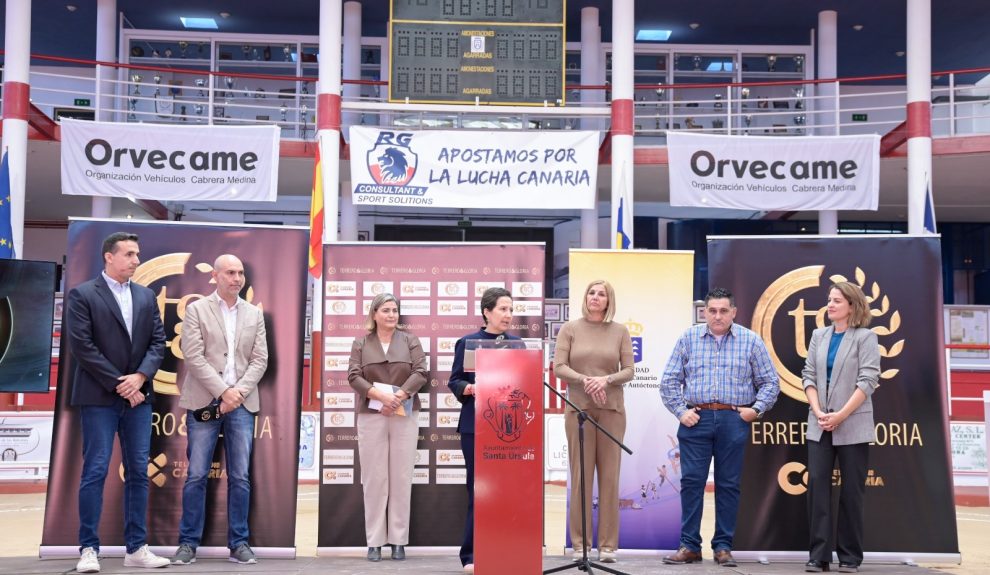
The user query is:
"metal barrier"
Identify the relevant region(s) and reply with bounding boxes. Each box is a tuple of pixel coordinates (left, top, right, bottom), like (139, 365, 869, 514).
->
(3, 53, 990, 142)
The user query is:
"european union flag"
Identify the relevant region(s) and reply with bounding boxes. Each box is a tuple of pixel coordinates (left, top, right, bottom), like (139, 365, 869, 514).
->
(0, 152, 15, 259)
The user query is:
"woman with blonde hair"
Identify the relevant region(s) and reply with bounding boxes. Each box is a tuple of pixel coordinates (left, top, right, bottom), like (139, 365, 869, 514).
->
(802, 282, 880, 573)
(554, 279, 634, 563)
(348, 293, 427, 562)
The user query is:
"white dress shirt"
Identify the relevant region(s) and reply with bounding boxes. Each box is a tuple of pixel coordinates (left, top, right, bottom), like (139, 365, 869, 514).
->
(217, 293, 242, 387)
(101, 271, 133, 339)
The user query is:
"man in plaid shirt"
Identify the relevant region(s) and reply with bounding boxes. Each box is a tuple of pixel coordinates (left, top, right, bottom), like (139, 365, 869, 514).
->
(660, 287, 780, 568)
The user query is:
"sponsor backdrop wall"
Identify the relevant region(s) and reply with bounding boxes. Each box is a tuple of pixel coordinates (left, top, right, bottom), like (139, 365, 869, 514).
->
(567, 250, 693, 550)
(42, 219, 307, 555)
(708, 236, 959, 557)
(318, 243, 545, 549)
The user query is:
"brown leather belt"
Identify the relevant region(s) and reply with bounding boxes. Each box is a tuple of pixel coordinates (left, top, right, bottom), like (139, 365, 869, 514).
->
(691, 402, 738, 411)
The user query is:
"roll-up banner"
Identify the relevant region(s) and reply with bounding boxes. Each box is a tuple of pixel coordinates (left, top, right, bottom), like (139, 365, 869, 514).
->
(667, 132, 880, 211)
(317, 243, 545, 550)
(567, 249, 694, 550)
(60, 119, 280, 202)
(348, 126, 598, 209)
(42, 219, 307, 556)
(708, 235, 959, 559)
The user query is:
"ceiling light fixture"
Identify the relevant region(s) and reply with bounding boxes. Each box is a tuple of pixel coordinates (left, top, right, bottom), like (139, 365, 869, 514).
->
(219, 12, 231, 18)
(66, 4, 78, 12)
(180, 17, 219, 30)
(689, 22, 700, 30)
(852, 24, 864, 31)
(636, 29, 672, 41)
(896, 50, 905, 57)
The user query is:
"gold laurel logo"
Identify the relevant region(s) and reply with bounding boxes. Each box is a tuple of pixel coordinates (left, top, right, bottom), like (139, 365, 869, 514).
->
(133, 254, 260, 396)
(752, 266, 903, 403)
(520, 283, 535, 296)
(445, 283, 459, 296)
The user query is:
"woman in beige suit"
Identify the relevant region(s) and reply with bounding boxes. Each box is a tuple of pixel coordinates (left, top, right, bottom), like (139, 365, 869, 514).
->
(348, 293, 428, 562)
(554, 279, 634, 563)
(802, 282, 880, 574)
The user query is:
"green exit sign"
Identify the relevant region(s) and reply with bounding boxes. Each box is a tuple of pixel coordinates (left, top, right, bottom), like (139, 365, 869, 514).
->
(852, 113, 868, 122)
(74, 98, 91, 107)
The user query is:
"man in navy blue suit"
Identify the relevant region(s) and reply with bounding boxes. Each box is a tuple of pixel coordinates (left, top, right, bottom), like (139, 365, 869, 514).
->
(66, 232, 170, 573)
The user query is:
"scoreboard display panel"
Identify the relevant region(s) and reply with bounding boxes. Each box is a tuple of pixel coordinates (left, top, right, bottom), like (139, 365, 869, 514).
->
(389, 0, 565, 105)
(392, 0, 563, 24)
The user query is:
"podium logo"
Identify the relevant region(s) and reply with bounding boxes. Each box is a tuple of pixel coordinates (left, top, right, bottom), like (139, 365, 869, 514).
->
(752, 266, 903, 403)
(482, 386, 536, 443)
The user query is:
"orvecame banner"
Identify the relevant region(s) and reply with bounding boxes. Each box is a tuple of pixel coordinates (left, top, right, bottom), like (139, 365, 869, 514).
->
(60, 119, 280, 202)
(349, 126, 598, 209)
(668, 132, 880, 211)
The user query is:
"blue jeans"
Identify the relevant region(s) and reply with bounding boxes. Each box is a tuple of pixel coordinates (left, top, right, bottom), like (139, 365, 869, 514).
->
(676, 409, 750, 552)
(178, 405, 255, 549)
(78, 402, 152, 554)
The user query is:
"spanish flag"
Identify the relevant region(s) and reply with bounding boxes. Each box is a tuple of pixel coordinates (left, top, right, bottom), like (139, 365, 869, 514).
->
(308, 144, 324, 278)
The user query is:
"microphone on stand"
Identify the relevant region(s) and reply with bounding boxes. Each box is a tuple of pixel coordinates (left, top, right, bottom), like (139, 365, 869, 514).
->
(494, 335, 505, 348)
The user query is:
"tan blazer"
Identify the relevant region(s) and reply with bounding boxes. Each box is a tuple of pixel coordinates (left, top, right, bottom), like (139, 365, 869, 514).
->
(802, 326, 880, 445)
(178, 292, 268, 413)
(348, 330, 428, 414)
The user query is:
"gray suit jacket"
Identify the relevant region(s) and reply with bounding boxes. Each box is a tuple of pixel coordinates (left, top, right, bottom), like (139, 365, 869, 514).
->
(178, 292, 268, 413)
(802, 325, 880, 445)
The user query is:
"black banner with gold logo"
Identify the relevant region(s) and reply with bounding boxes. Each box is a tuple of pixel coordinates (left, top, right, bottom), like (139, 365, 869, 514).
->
(42, 219, 307, 553)
(708, 236, 958, 556)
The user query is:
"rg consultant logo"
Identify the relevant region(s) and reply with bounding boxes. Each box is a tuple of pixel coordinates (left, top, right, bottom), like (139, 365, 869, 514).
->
(367, 132, 417, 186)
(751, 266, 903, 403)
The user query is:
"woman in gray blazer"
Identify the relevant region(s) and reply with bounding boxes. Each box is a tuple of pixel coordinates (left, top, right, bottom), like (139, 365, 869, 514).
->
(802, 282, 880, 574)
(348, 293, 428, 562)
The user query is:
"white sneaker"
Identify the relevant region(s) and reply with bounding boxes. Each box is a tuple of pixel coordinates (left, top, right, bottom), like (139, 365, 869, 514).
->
(123, 545, 171, 569)
(463, 564, 474, 573)
(599, 548, 617, 563)
(76, 547, 100, 573)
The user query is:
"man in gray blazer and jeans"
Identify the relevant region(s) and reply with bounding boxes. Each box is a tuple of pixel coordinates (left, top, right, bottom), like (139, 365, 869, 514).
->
(171, 254, 268, 566)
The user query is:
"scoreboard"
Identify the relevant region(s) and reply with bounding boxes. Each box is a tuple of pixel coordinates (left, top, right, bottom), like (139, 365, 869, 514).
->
(389, 0, 565, 105)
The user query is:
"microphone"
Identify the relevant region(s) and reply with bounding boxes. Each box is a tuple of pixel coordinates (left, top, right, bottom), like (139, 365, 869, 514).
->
(494, 335, 505, 348)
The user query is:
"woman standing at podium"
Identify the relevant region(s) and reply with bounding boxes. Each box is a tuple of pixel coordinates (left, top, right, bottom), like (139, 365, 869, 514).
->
(448, 287, 520, 574)
(348, 293, 428, 562)
(554, 279, 634, 563)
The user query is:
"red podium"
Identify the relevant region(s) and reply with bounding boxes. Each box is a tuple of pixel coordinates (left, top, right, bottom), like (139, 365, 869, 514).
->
(474, 347, 544, 575)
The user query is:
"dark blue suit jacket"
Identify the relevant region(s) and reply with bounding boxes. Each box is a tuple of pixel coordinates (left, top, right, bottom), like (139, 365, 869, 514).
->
(67, 275, 166, 406)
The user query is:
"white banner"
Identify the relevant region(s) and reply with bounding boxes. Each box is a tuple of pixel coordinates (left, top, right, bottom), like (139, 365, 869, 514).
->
(60, 119, 280, 202)
(348, 126, 598, 209)
(668, 132, 880, 211)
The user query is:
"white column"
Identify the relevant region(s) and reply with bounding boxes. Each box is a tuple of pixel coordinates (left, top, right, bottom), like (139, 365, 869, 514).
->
(319, 0, 343, 243)
(579, 8, 601, 249)
(817, 10, 838, 234)
(610, 0, 635, 248)
(340, 181, 359, 241)
(580, 205, 598, 249)
(906, 0, 932, 235)
(1, 0, 32, 258)
(91, 0, 115, 218)
(341, 1, 362, 141)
